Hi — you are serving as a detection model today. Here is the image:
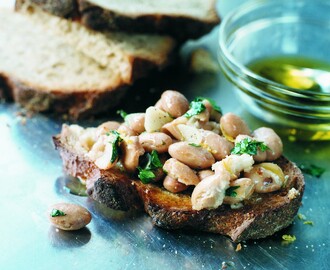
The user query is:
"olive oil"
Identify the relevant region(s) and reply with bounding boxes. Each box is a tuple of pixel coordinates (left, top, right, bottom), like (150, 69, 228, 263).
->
(247, 56, 330, 93)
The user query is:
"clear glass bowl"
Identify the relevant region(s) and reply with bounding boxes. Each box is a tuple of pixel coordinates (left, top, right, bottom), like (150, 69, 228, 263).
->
(218, 0, 330, 140)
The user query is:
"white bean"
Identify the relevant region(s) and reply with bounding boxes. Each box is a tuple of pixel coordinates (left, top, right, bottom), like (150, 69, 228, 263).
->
(197, 170, 214, 181)
(163, 158, 200, 186)
(244, 163, 285, 193)
(168, 142, 215, 169)
(223, 178, 255, 204)
(125, 113, 146, 134)
(253, 127, 283, 161)
(117, 124, 137, 136)
(96, 121, 121, 136)
(163, 175, 188, 193)
(202, 131, 234, 160)
(159, 90, 189, 118)
(121, 136, 145, 172)
(212, 154, 254, 180)
(139, 132, 172, 153)
(49, 203, 92, 231)
(203, 99, 222, 122)
(161, 116, 188, 140)
(87, 134, 117, 170)
(191, 173, 230, 210)
(220, 113, 250, 141)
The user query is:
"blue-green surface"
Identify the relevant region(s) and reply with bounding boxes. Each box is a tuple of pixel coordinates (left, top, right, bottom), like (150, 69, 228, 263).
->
(0, 1, 329, 269)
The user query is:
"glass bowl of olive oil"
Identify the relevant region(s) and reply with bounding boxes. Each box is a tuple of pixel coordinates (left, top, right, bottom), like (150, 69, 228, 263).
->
(218, 0, 330, 140)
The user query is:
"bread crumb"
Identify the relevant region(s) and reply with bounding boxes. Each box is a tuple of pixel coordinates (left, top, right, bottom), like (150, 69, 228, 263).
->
(288, 188, 300, 200)
(235, 243, 242, 252)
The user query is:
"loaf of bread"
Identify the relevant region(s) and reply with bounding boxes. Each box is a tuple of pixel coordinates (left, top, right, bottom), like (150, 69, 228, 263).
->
(15, 0, 221, 41)
(0, 8, 176, 118)
(53, 91, 305, 242)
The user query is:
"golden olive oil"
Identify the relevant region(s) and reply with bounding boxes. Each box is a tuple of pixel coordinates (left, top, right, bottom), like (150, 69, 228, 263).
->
(245, 56, 330, 141)
(247, 55, 330, 93)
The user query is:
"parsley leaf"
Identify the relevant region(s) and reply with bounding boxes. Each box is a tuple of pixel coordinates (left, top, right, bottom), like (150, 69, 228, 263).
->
(231, 137, 269, 155)
(298, 164, 325, 178)
(51, 209, 66, 217)
(225, 186, 240, 197)
(149, 150, 163, 169)
(109, 130, 123, 163)
(184, 100, 206, 118)
(138, 169, 156, 184)
(117, 109, 127, 119)
(138, 150, 163, 184)
(195, 97, 222, 114)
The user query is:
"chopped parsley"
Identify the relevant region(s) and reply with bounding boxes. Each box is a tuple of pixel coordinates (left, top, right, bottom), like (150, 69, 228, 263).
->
(282, 234, 296, 243)
(184, 99, 206, 118)
(138, 170, 156, 184)
(231, 137, 269, 155)
(51, 209, 66, 217)
(297, 213, 306, 220)
(298, 164, 325, 178)
(108, 130, 123, 163)
(138, 150, 163, 184)
(195, 97, 222, 114)
(117, 109, 127, 119)
(303, 220, 314, 226)
(297, 213, 314, 225)
(189, 143, 201, 147)
(225, 186, 240, 197)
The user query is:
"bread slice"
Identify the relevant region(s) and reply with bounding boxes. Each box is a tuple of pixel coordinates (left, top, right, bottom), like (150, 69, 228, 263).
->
(53, 132, 304, 242)
(15, 0, 221, 41)
(0, 8, 176, 118)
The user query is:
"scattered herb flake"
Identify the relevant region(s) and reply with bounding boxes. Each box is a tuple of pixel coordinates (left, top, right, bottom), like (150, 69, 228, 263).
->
(299, 164, 325, 178)
(189, 143, 201, 147)
(231, 137, 269, 155)
(303, 220, 314, 226)
(184, 100, 206, 118)
(282, 234, 296, 243)
(117, 109, 127, 119)
(225, 186, 240, 197)
(51, 209, 66, 217)
(297, 213, 306, 220)
(235, 243, 242, 252)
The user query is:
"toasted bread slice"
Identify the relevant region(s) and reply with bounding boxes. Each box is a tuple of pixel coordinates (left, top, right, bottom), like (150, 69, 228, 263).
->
(53, 135, 304, 242)
(16, 0, 220, 41)
(0, 7, 176, 118)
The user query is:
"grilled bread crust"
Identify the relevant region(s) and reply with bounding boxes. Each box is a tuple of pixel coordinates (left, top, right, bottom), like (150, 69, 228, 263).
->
(15, 0, 220, 41)
(53, 135, 304, 242)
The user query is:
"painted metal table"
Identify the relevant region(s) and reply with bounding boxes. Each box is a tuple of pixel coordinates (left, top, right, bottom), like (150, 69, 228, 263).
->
(0, 1, 329, 269)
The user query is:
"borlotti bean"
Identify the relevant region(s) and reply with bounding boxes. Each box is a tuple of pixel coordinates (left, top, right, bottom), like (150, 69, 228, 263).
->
(49, 203, 92, 231)
(157, 90, 190, 118)
(61, 90, 286, 210)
